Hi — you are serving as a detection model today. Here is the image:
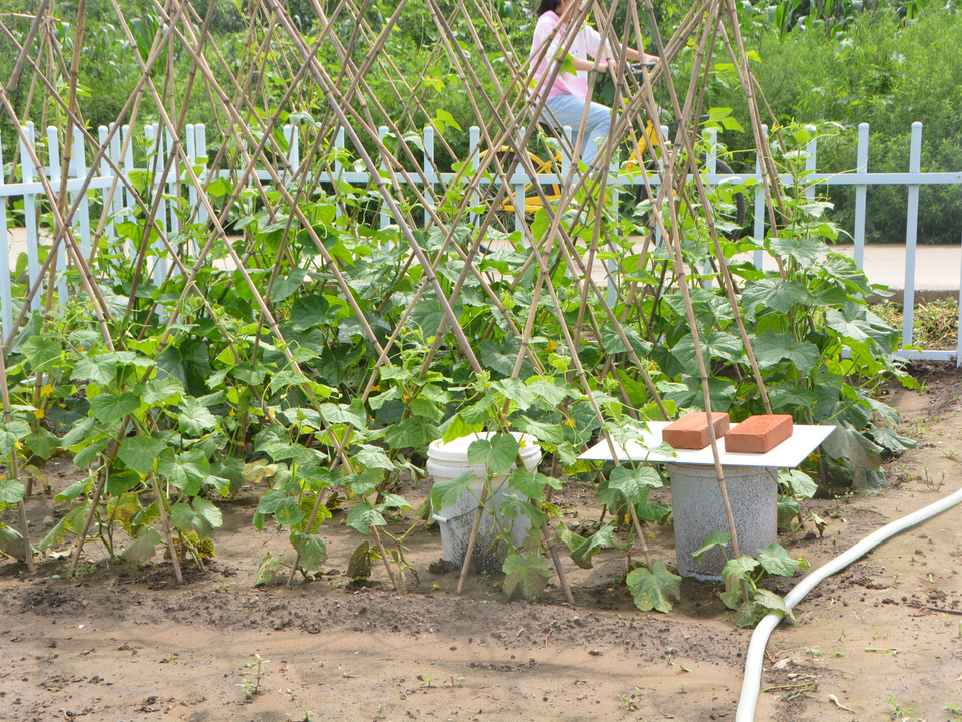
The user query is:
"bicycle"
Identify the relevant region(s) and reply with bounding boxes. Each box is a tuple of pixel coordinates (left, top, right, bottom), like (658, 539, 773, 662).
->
(478, 63, 747, 235)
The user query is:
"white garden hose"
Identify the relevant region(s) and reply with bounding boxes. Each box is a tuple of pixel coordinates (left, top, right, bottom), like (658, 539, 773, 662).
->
(736, 484, 962, 722)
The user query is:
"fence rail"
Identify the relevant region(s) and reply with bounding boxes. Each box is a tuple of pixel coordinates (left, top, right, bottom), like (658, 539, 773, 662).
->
(1, 121, 960, 364)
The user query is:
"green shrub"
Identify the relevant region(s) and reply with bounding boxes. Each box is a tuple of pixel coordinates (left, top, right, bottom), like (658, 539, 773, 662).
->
(709, 8, 962, 244)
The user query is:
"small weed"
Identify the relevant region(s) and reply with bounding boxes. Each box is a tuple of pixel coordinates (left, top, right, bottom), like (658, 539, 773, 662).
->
(945, 703, 962, 721)
(922, 465, 947, 491)
(417, 673, 436, 688)
(882, 691, 920, 720)
(237, 654, 269, 701)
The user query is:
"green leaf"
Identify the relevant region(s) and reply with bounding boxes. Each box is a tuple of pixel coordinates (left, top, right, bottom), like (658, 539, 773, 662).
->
(556, 522, 614, 570)
(526, 378, 570, 406)
(272, 498, 305, 527)
(384, 416, 439, 449)
(753, 331, 820, 374)
(20, 336, 63, 372)
(158, 449, 211, 496)
(734, 599, 766, 628)
(511, 416, 565, 444)
(89, 390, 141, 424)
(0, 523, 28, 561)
(353, 445, 396, 471)
(825, 302, 875, 344)
(490, 378, 536, 410)
(38, 515, 68, 553)
(157, 339, 211, 398)
(467, 434, 520, 476)
(72, 437, 108, 469)
(177, 397, 219, 436)
(24, 428, 60, 460)
(741, 278, 811, 317)
(430, 471, 475, 511)
(290, 530, 327, 572)
(721, 556, 759, 610)
(71, 354, 121, 384)
(497, 493, 546, 526)
(757, 543, 801, 577)
(0, 420, 32, 456)
(141, 376, 184, 406)
(752, 588, 794, 621)
(121, 529, 162, 563)
(479, 337, 525, 376)
(270, 268, 308, 303)
(607, 466, 662, 505)
(0, 478, 26, 504)
(118, 437, 167, 476)
(502, 553, 551, 600)
(692, 530, 732, 564)
(768, 236, 830, 267)
(170, 499, 222, 537)
(779, 469, 818, 499)
(346, 501, 385, 534)
(255, 553, 282, 586)
(626, 561, 682, 613)
(318, 402, 367, 430)
(60, 417, 97, 447)
(347, 541, 373, 579)
(191, 498, 223, 534)
(105, 468, 141, 496)
(507, 468, 561, 498)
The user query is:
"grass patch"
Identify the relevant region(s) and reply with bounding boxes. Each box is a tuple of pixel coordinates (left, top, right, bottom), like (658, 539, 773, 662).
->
(873, 299, 959, 348)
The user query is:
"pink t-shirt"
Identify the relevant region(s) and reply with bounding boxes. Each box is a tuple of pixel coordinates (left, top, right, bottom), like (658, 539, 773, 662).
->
(529, 11, 608, 102)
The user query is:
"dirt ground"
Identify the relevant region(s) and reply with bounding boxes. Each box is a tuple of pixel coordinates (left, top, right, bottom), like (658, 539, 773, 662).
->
(1, 364, 961, 722)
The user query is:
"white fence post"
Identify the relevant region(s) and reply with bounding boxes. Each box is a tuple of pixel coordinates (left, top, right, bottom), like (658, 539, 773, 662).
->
(902, 122, 923, 348)
(379, 126, 389, 230)
(424, 125, 436, 217)
(46, 126, 68, 305)
(854, 123, 869, 269)
(20, 122, 41, 288)
(71, 131, 92, 259)
(752, 125, 768, 268)
(0, 139, 11, 339)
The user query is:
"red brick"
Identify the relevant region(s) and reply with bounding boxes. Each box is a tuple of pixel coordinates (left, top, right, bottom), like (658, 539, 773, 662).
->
(663, 412, 730, 450)
(725, 415, 794, 454)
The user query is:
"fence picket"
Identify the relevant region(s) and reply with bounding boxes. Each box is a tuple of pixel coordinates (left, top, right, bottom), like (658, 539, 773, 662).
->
(903, 123, 923, 347)
(0, 139, 11, 338)
(20, 123, 41, 288)
(854, 124, 869, 268)
(46, 126, 68, 305)
(72, 131, 92, 259)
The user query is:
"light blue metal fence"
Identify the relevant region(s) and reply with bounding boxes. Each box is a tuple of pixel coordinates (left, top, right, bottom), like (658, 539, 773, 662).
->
(1, 121, 960, 363)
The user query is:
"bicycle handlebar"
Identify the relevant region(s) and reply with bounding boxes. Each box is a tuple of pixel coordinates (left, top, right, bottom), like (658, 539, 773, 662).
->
(629, 61, 658, 78)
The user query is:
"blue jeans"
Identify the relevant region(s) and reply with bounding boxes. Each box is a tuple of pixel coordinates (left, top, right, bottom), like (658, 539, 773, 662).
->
(544, 94, 615, 168)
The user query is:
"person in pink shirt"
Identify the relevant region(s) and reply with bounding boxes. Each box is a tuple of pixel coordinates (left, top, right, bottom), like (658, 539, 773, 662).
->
(530, 0, 658, 168)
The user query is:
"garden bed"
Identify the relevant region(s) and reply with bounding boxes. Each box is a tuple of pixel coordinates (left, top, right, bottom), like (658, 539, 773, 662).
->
(1, 364, 960, 722)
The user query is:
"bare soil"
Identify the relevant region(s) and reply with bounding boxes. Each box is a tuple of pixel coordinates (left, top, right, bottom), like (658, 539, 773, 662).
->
(2, 363, 961, 722)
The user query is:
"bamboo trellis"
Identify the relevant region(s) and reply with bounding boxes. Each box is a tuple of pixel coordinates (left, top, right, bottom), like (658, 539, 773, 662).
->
(0, 0, 828, 590)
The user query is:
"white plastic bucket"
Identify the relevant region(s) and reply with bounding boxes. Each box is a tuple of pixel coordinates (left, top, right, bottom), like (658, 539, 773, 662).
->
(428, 432, 542, 573)
(668, 463, 777, 581)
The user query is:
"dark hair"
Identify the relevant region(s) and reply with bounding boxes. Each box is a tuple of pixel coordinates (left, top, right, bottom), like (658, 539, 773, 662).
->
(537, 0, 562, 16)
